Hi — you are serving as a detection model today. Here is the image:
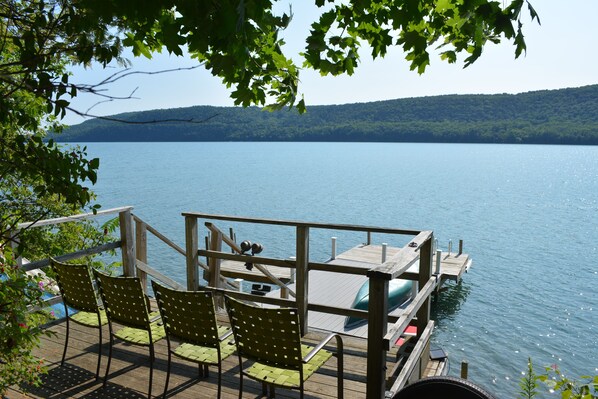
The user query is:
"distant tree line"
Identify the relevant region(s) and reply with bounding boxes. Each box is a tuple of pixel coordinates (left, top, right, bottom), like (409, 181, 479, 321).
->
(57, 85, 598, 145)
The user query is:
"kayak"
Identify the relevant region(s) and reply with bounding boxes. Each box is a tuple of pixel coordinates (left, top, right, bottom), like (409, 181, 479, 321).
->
(344, 279, 413, 329)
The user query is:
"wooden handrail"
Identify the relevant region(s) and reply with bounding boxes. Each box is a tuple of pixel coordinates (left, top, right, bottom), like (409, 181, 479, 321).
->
(21, 241, 121, 272)
(368, 231, 433, 280)
(199, 249, 296, 269)
(183, 212, 421, 236)
(204, 286, 297, 308)
(16, 206, 133, 230)
(136, 260, 186, 291)
(132, 214, 186, 257)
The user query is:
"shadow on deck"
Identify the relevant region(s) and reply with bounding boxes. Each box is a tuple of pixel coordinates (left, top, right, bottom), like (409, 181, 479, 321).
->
(9, 313, 398, 399)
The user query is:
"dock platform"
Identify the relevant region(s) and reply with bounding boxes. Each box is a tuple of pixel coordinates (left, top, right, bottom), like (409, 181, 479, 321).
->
(331, 244, 471, 282)
(267, 244, 472, 338)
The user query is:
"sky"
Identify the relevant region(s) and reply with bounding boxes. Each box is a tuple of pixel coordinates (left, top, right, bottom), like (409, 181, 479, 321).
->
(64, 1, 598, 125)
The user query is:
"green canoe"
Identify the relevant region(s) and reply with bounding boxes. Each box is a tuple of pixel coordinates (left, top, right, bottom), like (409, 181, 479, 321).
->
(344, 279, 413, 329)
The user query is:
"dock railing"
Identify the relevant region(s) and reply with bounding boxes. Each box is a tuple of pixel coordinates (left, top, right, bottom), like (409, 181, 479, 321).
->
(182, 212, 436, 399)
(10, 207, 191, 304)
(10, 207, 136, 309)
(13, 206, 136, 275)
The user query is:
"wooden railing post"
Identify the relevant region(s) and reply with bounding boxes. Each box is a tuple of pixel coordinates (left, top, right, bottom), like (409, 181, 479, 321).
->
(296, 226, 310, 336)
(135, 218, 148, 293)
(415, 234, 433, 378)
(366, 273, 390, 399)
(185, 215, 199, 291)
(209, 229, 224, 307)
(119, 209, 136, 277)
(208, 229, 223, 289)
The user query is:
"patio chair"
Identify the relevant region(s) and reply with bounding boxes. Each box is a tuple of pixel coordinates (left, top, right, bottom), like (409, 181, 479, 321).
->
(49, 258, 107, 379)
(93, 270, 166, 399)
(151, 281, 235, 398)
(224, 295, 344, 399)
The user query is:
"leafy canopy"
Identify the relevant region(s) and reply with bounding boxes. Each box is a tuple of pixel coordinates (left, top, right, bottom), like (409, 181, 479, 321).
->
(2, 0, 538, 120)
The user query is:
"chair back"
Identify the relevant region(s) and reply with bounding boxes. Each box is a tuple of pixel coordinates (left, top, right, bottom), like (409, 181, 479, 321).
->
(94, 271, 149, 329)
(50, 258, 99, 312)
(225, 295, 303, 370)
(152, 281, 220, 347)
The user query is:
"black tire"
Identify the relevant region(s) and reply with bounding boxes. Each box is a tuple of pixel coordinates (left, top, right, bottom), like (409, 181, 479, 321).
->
(393, 376, 498, 399)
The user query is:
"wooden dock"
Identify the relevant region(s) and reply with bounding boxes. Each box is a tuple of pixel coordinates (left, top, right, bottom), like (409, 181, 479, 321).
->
(266, 244, 471, 338)
(330, 244, 471, 282)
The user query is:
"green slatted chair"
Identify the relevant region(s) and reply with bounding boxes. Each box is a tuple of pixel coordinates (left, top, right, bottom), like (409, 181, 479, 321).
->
(93, 270, 166, 399)
(49, 258, 108, 379)
(151, 281, 235, 398)
(224, 295, 344, 399)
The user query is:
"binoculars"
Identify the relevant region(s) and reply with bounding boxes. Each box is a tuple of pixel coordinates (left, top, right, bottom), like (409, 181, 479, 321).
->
(240, 240, 263, 270)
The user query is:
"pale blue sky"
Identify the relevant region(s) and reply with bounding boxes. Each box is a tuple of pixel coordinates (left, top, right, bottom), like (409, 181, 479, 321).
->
(64, 1, 598, 125)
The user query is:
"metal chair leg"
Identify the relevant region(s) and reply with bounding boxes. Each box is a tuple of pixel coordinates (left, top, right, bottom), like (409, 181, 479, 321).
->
(148, 343, 155, 399)
(103, 333, 113, 387)
(163, 350, 172, 398)
(61, 314, 70, 366)
(216, 363, 222, 398)
(238, 373, 244, 399)
(95, 315, 103, 379)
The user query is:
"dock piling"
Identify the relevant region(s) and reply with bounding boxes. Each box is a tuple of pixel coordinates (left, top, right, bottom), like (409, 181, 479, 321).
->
(458, 239, 463, 255)
(331, 237, 337, 260)
(460, 361, 469, 379)
(229, 227, 236, 253)
(289, 256, 296, 283)
(381, 243, 387, 263)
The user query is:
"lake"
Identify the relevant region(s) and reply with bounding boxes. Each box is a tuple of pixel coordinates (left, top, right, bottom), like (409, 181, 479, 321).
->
(78, 142, 597, 397)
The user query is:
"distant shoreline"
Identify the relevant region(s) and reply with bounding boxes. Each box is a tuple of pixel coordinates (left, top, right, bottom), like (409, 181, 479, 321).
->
(56, 84, 598, 145)
(59, 140, 598, 145)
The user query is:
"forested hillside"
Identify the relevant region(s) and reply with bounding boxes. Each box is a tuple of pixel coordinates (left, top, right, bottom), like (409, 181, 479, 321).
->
(57, 85, 598, 144)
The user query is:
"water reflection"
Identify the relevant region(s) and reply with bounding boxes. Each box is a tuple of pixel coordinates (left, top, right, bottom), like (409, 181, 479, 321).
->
(431, 280, 471, 325)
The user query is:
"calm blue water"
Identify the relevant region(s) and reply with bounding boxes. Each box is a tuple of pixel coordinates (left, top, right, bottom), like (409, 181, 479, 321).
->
(77, 142, 597, 397)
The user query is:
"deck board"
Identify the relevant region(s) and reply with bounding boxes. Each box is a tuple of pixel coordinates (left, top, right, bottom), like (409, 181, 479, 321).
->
(10, 313, 379, 399)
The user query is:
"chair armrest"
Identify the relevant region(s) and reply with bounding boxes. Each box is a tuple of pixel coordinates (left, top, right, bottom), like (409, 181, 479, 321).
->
(218, 329, 233, 342)
(303, 332, 343, 363)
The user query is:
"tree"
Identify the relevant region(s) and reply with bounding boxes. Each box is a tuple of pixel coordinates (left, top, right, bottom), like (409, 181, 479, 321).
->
(0, 0, 538, 392)
(2, 0, 539, 121)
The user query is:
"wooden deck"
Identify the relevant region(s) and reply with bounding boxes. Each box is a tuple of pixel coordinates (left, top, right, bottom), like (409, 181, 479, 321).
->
(331, 244, 471, 282)
(8, 312, 399, 399)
